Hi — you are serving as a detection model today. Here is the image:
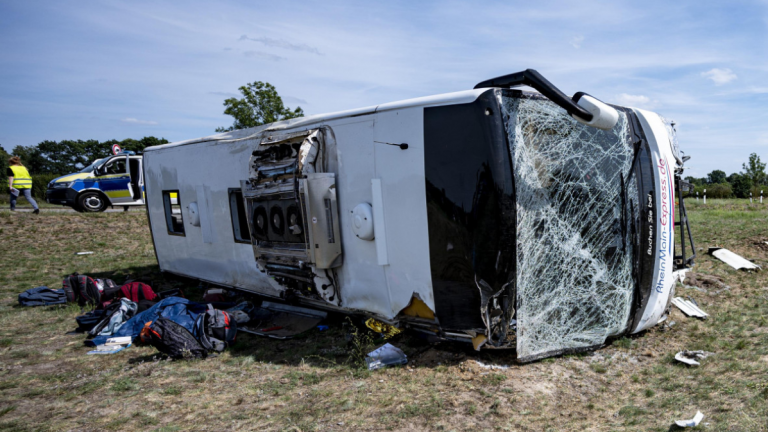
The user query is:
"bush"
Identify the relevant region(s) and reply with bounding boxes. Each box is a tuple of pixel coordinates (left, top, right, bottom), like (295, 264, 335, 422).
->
(689, 183, 732, 199)
(32, 174, 62, 199)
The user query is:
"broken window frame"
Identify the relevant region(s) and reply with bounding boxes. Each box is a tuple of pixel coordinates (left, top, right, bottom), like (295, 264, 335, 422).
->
(228, 188, 251, 244)
(162, 190, 185, 236)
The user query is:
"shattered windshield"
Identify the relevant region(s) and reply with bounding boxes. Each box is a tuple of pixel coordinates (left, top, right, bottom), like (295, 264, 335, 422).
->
(500, 94, 638, 361)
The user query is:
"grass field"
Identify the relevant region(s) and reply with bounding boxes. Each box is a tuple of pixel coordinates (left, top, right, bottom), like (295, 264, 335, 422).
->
(0, 200, 766, 431)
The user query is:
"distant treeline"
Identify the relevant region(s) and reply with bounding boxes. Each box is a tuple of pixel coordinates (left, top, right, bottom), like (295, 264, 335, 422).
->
(685, 153, 767, 199)
(0, 137, 168, 176)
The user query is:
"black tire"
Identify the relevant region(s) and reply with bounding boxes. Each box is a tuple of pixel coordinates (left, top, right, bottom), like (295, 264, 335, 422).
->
(78, 191, 108, 212)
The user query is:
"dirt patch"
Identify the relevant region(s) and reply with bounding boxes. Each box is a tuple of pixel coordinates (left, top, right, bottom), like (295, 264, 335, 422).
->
(411, 347, 466, 367)
(752, 238, 768, 251)
(683, 272, 727, 290)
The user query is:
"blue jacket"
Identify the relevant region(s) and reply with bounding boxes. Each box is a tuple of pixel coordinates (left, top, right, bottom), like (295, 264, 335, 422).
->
(88, 297, 207, 346)
(19, 287, 67, 307)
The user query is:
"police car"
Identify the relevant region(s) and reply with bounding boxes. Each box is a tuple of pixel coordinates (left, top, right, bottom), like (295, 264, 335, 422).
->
(45, 150, 146, 212)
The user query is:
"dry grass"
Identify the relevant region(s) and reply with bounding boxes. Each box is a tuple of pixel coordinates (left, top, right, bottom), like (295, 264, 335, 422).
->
(0, 201, 767, 431)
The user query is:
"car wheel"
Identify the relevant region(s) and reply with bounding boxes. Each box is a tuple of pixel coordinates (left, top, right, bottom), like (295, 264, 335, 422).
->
(78, 191, 107, 212)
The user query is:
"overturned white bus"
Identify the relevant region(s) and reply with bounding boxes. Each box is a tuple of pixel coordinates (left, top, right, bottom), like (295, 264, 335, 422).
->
(143, 70, 695, 362)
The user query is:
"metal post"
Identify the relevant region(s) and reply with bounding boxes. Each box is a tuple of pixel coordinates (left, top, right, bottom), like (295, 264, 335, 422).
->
(703, 189, 706, 204)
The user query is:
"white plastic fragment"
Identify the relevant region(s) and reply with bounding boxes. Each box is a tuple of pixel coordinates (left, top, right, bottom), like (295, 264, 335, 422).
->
(672, 269, 690, 284)
(709, 247, 761, 271)
(75, 251, 94, 255)
(671, 297, 709, 319)
(474, 360, 510, 371)
(674, 411, 704, 428)
(675, 350, 714, 366)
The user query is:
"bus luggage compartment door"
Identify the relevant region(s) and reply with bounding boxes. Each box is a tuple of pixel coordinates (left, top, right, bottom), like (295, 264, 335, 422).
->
(299, 173, 343, 269)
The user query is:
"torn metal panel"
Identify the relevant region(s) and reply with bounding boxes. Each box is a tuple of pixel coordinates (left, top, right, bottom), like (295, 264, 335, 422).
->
(671, 297, 708, 319)
(708, 247, 761, 271)
(241, 128, 342, 306)
(398, 295, 436, 320)
(500, 95, 637, 361)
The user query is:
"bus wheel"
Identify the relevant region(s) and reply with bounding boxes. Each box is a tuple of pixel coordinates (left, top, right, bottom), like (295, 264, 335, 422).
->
(78, 191, 107, 212)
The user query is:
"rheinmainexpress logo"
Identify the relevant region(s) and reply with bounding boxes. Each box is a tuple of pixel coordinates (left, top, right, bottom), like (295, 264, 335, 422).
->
(655, 157, 673, 294)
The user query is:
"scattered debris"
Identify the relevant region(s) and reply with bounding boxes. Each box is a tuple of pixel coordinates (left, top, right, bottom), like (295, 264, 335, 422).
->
(674, 411, 704, 428)
(675, 350, 714, 366)
(238, 302, 326, 339)
(672, 269, 690, 284)
(709, 247, 761, 271)
(365, 343, 407, 370)
(671, 297, 709, 319)
(365, 318, 402, 339)
(75, 251, 94, 255)
(87, 337, 133, 355)
(474, 360, 510, 371)
(87, 343, 131, 355)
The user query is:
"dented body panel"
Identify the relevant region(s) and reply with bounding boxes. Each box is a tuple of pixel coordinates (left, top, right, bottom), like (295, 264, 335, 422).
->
(144, 83, 690, 361)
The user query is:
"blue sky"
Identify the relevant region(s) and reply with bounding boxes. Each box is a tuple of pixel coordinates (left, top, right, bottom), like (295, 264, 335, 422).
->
(1, 0, 766, 177)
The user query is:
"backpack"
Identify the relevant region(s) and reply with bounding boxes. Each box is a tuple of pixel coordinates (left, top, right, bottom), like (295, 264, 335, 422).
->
(98, 279, 121, 301)
(18, 286, 68, 307)
(62, 273, 102, 306)
(141, 318, 207, 359)
(76, 310, 106, 332)
(194, 305, 237, 353)
(119, 282, 158, 303)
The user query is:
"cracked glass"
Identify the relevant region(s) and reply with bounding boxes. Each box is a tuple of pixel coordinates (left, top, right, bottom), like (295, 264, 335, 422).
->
(499, 94, 638, 361)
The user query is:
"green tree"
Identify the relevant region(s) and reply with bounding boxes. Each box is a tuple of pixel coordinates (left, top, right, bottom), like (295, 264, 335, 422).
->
(741, 153, 766, 191)
(0, 144, 9, 190)
(216, 81, 304, 132)
(707, 169, 727, 184)
(729, 173, 753, 198)
(11, 145, 47, 174)
(10, 137, 170, 175)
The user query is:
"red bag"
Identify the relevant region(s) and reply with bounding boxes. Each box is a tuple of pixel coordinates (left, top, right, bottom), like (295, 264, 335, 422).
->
(118, 282, 158, 303)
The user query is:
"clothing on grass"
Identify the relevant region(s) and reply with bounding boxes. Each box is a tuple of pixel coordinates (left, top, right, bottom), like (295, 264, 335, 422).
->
(18, 286, 67, 306)
(87, 297, 207, 346)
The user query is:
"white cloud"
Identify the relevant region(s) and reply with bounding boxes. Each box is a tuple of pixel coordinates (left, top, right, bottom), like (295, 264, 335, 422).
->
(243, 50, 285, 61)
(239, 35, 322, 55)
(283, 95, 308, 105)
(570, 35, 584, 49)
(701, 68, 737, 85)
(614, 93, 656, 109)
(121, 118, 158, 125)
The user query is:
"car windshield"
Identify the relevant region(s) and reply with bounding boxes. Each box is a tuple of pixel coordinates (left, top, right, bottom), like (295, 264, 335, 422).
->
(79, 158, 106, 173)
(499, 93, 639, 361)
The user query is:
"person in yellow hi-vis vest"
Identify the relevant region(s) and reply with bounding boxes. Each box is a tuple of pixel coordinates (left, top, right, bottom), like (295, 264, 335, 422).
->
(7, 156, 39, 214)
